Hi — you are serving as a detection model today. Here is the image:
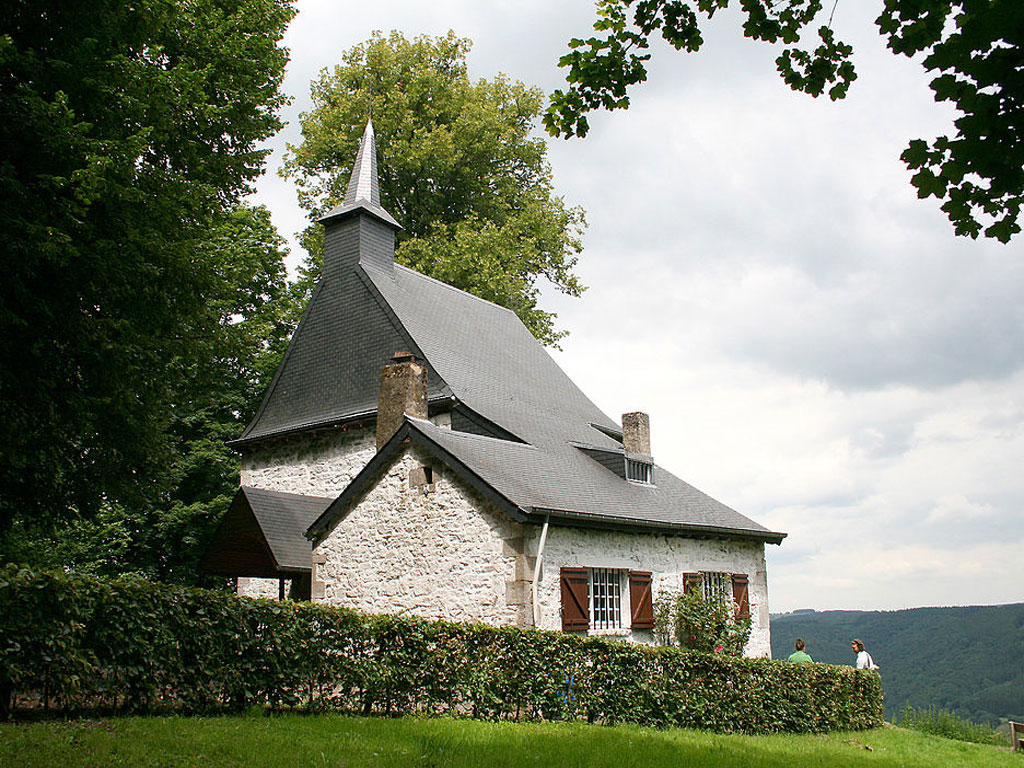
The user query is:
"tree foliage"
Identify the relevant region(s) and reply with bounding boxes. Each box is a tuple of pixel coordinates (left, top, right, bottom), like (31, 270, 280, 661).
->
(1, 206, 293, 584)
(545, 0, 1023, 243)
(0, 0, 295, 534)
(878, 1, 1024, 242)
(283, 31, 586, 345)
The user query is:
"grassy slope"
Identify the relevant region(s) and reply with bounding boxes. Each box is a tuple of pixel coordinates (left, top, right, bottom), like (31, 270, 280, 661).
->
(1, 715, 1020, 768)
(771, 604, 1024, 723)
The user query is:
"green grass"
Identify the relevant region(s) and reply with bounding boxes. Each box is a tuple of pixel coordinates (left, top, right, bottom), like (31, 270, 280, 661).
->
(1, 714, 1020, 768)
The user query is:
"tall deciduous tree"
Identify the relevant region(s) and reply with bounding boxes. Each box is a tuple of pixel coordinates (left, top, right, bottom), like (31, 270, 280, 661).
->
(1, 205, 293, 583)
(283, 31, 586, 345)
(0, 0, 295, 534)
(545, 0, 1023, 243)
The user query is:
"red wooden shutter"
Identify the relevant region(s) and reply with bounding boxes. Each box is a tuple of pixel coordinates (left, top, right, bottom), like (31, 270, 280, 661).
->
(683, 572, 702, 595)
(731, 573, 750, 619)
(560, 567, 590, 630)
(629, 570, 654, 629)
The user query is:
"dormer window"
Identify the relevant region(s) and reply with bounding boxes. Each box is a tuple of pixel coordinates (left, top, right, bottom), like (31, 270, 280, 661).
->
(625, 457, 653, 484)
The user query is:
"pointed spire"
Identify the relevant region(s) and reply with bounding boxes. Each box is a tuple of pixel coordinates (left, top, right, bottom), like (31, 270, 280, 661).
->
(344, 120, 381, 207)
(320, 118, 401, 229)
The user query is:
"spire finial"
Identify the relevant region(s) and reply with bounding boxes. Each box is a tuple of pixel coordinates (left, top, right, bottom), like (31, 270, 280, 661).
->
(319, 110, 400, 230)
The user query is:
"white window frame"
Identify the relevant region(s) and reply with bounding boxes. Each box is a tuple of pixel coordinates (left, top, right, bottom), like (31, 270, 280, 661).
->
(588, 567, 625, 630)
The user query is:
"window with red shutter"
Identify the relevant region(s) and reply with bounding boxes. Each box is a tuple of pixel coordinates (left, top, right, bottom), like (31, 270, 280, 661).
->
(683, 572, 702, 595)
(731, 573, 750, 620)
(560, 567, 589, 630)
(628, 570, 654, 629)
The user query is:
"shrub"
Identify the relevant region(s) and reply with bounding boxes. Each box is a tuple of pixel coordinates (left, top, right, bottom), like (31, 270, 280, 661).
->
(894, 705, 1008, 746)
(653, 588, 750, 655)
(0, 564, 883, 732)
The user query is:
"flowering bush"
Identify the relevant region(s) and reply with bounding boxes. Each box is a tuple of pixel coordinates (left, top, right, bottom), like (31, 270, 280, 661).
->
(653, 588, 751, 655)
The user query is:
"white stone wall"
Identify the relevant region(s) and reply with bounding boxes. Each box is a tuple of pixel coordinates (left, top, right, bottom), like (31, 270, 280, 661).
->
(240, 425, 377, 496)
(237, 576, 280, 599)
(311, 444, 524, 625)
(530, 525, 773, 657)
(240, 413, 453, 496)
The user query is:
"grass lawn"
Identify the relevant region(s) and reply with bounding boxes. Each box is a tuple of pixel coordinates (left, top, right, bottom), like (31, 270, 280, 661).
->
(1, 714, 1019, 768)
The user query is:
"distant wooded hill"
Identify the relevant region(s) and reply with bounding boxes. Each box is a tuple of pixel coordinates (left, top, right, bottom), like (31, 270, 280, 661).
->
(770, 603, 1024, 725)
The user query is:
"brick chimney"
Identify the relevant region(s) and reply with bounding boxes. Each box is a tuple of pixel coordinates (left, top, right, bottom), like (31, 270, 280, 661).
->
(622, 411, 651, 456)
(377, 352, 428, 450)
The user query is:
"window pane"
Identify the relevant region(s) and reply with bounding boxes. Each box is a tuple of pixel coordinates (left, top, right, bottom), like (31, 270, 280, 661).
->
(589, 568, 622, 629)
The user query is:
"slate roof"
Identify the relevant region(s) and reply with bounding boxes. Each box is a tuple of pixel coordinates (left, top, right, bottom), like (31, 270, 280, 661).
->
(241, 486, 333, 571)
(238, 119, 785, 545)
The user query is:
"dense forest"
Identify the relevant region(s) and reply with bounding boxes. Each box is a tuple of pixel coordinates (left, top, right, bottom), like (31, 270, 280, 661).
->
(771, 604, 1024, 725)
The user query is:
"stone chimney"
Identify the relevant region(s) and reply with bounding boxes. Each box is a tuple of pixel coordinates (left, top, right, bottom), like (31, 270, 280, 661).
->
(377, 352, 428, 450)
(622, 411, 651, 456)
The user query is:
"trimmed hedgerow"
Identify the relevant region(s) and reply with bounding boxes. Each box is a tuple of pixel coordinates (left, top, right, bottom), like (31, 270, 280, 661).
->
(0, 565, 882, 731)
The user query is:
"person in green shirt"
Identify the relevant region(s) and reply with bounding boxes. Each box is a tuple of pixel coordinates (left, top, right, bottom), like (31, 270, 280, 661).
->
(788, 638, 813, 663)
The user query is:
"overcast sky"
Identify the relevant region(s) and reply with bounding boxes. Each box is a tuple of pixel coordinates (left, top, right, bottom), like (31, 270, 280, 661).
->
(253, 0, 1024, 613)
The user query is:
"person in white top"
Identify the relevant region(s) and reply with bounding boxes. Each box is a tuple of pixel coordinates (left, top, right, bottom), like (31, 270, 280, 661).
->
(851, 638, 878, 670)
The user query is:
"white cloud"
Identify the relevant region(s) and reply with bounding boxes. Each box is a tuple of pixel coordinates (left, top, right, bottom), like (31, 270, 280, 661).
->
(925, 495, 997, 524)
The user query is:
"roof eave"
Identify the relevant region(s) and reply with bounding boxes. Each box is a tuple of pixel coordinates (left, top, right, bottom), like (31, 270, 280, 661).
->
(319, 202, 402, 230)
(526, 506, 787, 545)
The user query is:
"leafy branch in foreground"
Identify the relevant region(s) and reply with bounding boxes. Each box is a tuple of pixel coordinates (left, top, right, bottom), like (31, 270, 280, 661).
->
(547, 1, 1023, 243)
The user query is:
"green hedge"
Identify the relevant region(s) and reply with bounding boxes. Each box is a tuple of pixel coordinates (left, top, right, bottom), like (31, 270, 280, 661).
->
(0, 565, 882, 731)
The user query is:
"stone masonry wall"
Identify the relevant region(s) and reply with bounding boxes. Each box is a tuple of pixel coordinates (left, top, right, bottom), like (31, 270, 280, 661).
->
(239, 425, 377, 497)
(531, 526, 773, 657)
(311, 444, 525, 626)
(237, 576, 279, 600)
(239, 414, 453, 497)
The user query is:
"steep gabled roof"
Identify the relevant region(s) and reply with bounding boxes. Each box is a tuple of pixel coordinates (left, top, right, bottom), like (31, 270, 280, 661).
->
(233, 264, 453, 444)
(362, 260, 622, 450)
(238, 117, 785, 545)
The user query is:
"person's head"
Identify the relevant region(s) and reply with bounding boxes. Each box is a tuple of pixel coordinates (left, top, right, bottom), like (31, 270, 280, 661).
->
(851, 639, 865, 652)
(795, 638, 805, 651)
